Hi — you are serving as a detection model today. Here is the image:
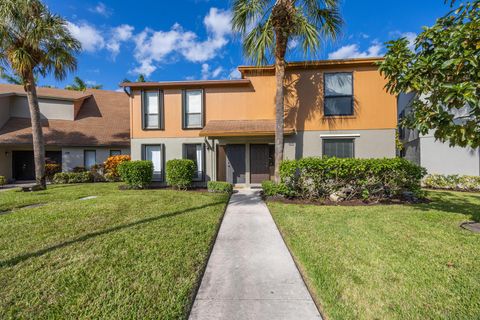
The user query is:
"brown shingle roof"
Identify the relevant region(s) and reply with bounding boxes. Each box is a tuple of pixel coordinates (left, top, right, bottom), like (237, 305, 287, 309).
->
(0, 83, 91, 101)
(0, 87, 130, 147)
(199, 120, 295, 137)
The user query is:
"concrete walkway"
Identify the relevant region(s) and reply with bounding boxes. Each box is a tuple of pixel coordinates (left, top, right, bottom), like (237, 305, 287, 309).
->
(189, 189, 321, 320)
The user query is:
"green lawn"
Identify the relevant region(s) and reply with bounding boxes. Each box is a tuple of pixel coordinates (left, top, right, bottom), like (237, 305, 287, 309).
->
(268, 190, 480, 320)
(0, 183, 229, 319)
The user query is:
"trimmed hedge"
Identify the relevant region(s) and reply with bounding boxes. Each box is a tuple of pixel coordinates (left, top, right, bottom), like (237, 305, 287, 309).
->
(166, 159, 195, 190)
(207, 181, 233, 194)
(270, 157, 426, 201)
(423, 174, 480, 192)
(261, 180, 290, 197)
(118, 160, 153, 189)
(52, 172, 93, 184)
(0, 176, 6, 186)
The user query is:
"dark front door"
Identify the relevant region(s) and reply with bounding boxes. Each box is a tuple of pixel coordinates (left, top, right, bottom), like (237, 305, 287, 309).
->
(12, 151, 35, 180)
(226, 144, 246, 184)
(250, 144, 270, 183)
(217, 145, 227, 182)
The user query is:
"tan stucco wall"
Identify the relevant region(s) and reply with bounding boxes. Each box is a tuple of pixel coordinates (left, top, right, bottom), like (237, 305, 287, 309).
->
(130, 65, 397, 139)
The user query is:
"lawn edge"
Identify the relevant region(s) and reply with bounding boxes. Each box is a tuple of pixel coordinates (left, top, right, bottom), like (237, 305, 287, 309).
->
(185, 192, 232, 319)
(266, 201, 329, 320)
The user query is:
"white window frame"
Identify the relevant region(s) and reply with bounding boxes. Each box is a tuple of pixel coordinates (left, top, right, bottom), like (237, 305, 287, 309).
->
(183, 89, 204, 129)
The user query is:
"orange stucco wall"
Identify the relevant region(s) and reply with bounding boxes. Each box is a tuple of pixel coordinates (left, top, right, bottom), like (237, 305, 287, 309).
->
(130, 65, 396, 139)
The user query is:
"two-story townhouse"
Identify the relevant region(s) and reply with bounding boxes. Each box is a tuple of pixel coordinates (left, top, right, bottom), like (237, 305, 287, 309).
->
(121, 57, 397, 186)
(0, 84, 130, 182)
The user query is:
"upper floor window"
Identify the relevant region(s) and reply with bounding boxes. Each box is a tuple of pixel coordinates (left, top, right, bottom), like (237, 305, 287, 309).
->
(324, 72, 353, 116)
(322, 139, 354, 158)
(142, 90, 164, 130)
(183, 89, 204, 129)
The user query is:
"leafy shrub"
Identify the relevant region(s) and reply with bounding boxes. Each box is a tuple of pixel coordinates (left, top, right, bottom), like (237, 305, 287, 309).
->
(72, 166, 86, 173)
(166, 159, 195, 190)
(278, 157, 426, 201)
(423, 174, 480, 192)
(0, 176, 6, 186)
(261, 180, 290, 197)
(52, 172, 93, 184)
(118, 160, 153, 189)
(104, 155, 131, 179)
(208, 181, 233, 194)
(45, 163, 61, 181)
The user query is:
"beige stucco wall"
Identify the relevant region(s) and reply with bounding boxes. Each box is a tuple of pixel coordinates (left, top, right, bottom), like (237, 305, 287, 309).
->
(284, 129, 396, 160)
(9, 96, 75, 120)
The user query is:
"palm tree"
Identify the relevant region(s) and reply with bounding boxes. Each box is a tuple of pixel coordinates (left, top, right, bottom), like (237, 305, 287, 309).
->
(0, 0, 81, 189)
(65, 76, 102, 91)
(232, 0, 342, 182)
(0, 73, 23, 85)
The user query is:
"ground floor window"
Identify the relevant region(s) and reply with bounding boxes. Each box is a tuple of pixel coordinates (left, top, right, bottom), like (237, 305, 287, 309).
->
(142, 145, 164, 181)
(110, 150, 122, 157)
(84, 150, 96, 169)
(322, 139, 354, 158)
(183, 143, 204, 181)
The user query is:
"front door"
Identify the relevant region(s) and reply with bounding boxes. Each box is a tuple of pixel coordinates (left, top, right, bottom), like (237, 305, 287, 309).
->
(226, 144, 246, 184)
(12, 151, 35, 180)
(250, 144, 270, 183)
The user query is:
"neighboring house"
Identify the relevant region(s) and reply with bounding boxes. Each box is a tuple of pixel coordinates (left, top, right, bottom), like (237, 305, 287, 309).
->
(0, 84, 130, 182)
(121, 57, 397, 186)
(398, 93, 480, 176)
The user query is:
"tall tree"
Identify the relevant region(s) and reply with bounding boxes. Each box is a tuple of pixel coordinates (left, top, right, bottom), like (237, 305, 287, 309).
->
(232, 0, 342, 182)
(380, 0, 479, 148)
(0, 0, 81, 189)
(137, 74, 146, 82)
(65, 76, 102, 91)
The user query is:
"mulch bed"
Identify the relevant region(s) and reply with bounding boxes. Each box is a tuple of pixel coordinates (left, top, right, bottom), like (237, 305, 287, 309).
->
(264, 195, 430, 207)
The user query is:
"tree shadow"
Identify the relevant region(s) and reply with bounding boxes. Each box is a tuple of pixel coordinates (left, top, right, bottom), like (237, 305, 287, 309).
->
(0, 200, 225, 268)
(410, 191, 480, 222)
(284, 70, 360, 133)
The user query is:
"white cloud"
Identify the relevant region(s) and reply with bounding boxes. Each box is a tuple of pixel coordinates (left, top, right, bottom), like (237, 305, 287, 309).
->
(328, 42, 383, 60)
(200, 63, 224, 79)
(229, 68, 241, 79)
(288, 38, 299, 49)
(89, 2, 112, 17)
(66, 21, 105, 52)
(107, 24, 134, 58)
(131, 7, 232, 76)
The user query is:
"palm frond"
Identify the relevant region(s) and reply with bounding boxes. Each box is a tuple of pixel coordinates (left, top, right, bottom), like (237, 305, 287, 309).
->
(242, 18, 274, 65)
(232, 0, 270, 33)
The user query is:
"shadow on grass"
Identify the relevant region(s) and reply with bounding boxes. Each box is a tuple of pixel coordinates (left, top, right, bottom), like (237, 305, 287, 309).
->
(411, 191, 480, 222)
(0, 200, 225, 268)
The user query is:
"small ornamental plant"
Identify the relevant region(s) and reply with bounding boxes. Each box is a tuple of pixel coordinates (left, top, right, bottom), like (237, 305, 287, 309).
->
(104, 155, 131, 180)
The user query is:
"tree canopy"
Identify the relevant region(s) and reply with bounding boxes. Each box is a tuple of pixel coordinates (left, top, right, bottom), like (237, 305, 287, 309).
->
(380, 1, 480, 148)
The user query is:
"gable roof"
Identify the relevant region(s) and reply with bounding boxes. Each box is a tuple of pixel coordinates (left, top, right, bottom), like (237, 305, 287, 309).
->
(0, 86, 130, 147)
(0, 83, 91, 101)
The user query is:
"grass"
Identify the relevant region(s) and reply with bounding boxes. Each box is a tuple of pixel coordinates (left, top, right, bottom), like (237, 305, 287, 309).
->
(0, 183, 229, 319)
(268, 190, 480, 320)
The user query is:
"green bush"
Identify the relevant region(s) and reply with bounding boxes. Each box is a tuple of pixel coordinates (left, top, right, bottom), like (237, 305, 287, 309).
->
(423, 174, 480, 192)
(207, 181, 233, 194)
(278, 157, 426, 201)
(166, 159, 195, 190)
(52, 172, 93, 184)
(0, 176, 6, 186)
(261, 180, 290, 197)
(45, 163, 61, 181)
(118, 160, 153, 189)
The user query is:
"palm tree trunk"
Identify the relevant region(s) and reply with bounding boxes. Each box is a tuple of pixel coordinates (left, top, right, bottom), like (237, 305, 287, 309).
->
(24, 74, 46, 189)
(274, 56, 286, 183)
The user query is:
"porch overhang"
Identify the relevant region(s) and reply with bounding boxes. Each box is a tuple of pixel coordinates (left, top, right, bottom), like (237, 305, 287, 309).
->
(199, 120, 295, 137)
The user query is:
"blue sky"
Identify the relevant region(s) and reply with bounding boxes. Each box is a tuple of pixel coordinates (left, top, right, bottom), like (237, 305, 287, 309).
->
(30, 0, 457, 90)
